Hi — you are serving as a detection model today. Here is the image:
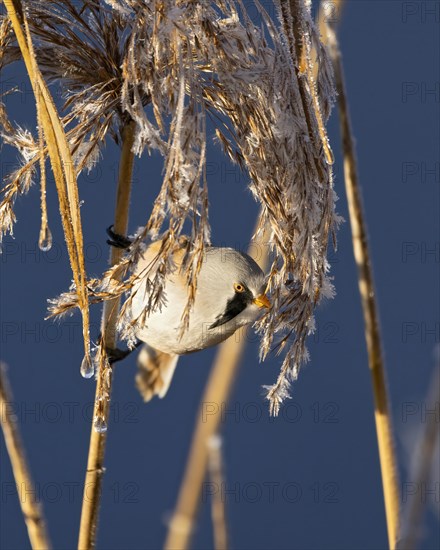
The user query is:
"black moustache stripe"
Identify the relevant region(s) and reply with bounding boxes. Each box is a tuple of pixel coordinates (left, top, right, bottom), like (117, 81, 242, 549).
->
(209, 289, 252, 329)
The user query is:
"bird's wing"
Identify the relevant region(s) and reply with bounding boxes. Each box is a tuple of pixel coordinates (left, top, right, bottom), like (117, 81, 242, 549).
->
(134, 235, 189, 282)
(135, 344, 179, 401)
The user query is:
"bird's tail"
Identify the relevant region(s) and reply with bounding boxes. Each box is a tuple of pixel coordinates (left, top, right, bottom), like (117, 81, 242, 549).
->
(136, 344, 178, 401)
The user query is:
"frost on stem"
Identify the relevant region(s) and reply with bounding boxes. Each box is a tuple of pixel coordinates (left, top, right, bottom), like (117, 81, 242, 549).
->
(2, 1, 339, 413)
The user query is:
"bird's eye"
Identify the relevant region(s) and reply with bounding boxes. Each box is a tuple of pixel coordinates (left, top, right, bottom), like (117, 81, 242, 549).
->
(234, 283, 245, 293)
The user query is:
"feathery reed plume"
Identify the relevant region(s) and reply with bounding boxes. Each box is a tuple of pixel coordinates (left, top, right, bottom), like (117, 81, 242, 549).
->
(0, 362, 52, 550)
(165, 226, 270, 550)
(6, 0, 340, 415)
(401, 363, 439, 549)
(253, 0, 338, 414)
(320, 7, 401, 547)
(78, 121, 135, 549)
(207, 435, 229, 550)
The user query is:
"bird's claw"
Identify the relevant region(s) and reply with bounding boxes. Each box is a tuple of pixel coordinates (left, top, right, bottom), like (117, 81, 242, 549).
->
(106, 347, 130, 364)
(105, 341, 143, 364)
(97, 332, 142, 364)
(106, 225, 132, 249)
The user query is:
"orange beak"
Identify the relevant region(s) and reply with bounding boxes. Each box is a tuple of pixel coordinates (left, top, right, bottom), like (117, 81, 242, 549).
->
(253, 293, 271, 309)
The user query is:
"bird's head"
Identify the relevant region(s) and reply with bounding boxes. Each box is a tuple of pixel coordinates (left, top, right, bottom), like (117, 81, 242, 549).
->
(198, 248, 270, 330)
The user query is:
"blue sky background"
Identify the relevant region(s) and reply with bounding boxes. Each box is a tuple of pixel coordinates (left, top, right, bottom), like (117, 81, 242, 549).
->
(1, 1, 439, 549)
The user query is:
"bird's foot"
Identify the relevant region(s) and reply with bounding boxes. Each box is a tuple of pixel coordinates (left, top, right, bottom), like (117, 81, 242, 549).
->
(106, 347, 131, 364)
(106, 225, 132, 249)
(97, 332, 142, 364)
(105, 341, 142, 364)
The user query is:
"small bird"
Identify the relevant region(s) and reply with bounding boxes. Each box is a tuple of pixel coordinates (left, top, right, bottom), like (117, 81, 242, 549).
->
(107, 227, 270, 401)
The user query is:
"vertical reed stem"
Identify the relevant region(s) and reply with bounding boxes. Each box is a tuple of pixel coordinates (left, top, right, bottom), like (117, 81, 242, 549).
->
(402, 365, 439, 548)
(0, 362, 52, 550)
(322, 19, 401, 548)
(77, 121, 136, 550)
(207, 435, 228, 550)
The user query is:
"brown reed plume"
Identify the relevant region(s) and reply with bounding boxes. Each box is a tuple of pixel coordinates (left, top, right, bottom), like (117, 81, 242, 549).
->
(1, 0, 339, 414)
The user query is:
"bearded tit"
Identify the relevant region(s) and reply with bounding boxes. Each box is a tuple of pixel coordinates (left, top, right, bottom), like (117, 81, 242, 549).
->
(107, 227, 270, 401)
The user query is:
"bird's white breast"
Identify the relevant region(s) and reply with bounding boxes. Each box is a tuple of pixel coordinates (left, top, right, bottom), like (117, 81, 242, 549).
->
(128, 246, 262, 355)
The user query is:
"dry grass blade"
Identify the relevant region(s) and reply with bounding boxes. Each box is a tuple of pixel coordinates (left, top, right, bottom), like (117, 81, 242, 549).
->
(164, 227, 270, 550)
(36, 87, 51, 251)
(0, 362, 52, 550)
(320, 5, 401, 547)
(3, 0, 91, 361)
(78, 121, 136, 550)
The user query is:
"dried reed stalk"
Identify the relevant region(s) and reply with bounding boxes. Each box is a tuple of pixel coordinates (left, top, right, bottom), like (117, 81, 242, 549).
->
(0, 363, 52, 549)
(320, 8, 401, 547)
(3, 0, 91, 364)
(164, 228, 270, 550)
(207, 435, 228, 550)
(77, 121, 135, 550)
